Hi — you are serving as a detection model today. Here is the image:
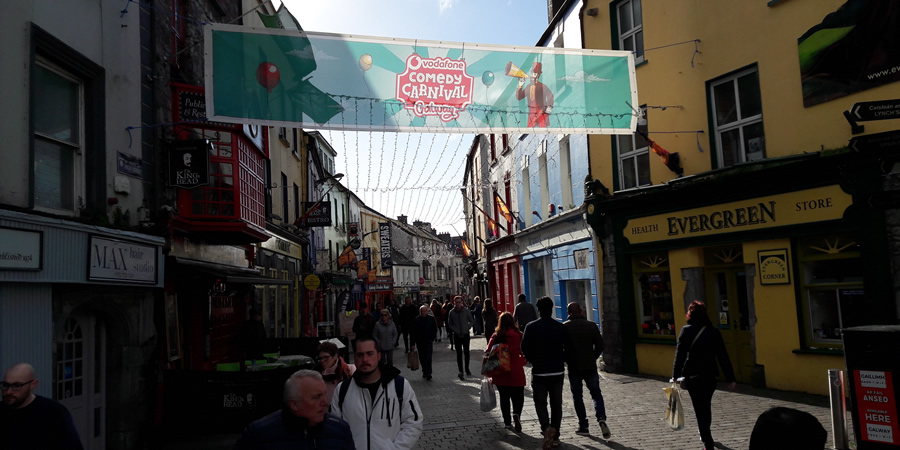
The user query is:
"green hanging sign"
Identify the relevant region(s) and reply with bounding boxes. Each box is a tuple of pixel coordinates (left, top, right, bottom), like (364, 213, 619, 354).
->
(205, 24, 639, 134)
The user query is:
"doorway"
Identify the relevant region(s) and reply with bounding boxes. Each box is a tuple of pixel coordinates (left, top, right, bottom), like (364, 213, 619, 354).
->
(705, 269, 754, 382)
(56, 313, 106, 449)
(565, 280, 591, 320)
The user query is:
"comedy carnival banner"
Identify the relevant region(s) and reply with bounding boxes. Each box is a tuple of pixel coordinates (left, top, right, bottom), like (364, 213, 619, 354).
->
(205, 24, 638, 134)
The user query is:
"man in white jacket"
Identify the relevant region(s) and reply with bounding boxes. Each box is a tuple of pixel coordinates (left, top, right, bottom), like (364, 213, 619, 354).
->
(331, 336, 423, 449)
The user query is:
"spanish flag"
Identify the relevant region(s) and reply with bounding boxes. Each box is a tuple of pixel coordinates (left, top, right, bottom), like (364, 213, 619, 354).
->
(461, 239, 472, 257)
(495, 193, 513, 223)
(487, 216, 499, 237)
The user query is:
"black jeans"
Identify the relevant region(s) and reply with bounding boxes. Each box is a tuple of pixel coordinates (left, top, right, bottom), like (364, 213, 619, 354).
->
(531, 374, 564, 432)
(686, 376, 718, 448)
(497, 385, 524, 425)
(402, 329, 411, 352)
(454, 334, 470, 373)
(415, 340, 433, 376)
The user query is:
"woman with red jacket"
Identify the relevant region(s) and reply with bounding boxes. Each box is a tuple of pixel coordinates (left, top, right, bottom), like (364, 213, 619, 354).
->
(486, 312, 527, 432)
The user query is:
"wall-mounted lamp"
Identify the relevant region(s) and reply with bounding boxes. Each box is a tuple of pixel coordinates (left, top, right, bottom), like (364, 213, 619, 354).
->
(586, 8, 599, 16)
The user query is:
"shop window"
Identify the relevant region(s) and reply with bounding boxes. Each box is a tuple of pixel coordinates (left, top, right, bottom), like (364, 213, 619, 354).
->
(709, 66, 765, 168)
(528, 257, 549, 302)
(798, 234, 864, 347)
(615, 0, 644, 63)
(634, 253, 675, 338)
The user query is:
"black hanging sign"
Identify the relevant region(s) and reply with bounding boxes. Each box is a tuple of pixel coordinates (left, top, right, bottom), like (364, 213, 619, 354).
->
(169, 140, 211, 189)
(850, 99, 900, 122)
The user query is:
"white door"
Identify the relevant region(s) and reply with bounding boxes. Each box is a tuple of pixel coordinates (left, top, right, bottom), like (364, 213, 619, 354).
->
(57, 314, 106, 449)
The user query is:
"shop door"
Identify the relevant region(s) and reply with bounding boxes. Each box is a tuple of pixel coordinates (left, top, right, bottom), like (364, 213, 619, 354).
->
(565, 280, 591, 320)
(705, 269, 753, 383)
(57, 314, 106, 449)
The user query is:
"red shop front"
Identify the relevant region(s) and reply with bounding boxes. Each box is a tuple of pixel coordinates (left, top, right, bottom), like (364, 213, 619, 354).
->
(365, 276, 394, 312)
(488, 238, 522, 314)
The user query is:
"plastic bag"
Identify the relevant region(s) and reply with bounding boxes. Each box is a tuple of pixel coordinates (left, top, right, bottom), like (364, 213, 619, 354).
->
(663, 382, 684, 430)
(407, 350, 419, 371)
(480, 377, 497, 412)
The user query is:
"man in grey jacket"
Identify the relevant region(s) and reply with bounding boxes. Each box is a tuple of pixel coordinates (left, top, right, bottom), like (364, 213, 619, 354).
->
(447, 296, 474, 380)
(563, 302, 610, 439)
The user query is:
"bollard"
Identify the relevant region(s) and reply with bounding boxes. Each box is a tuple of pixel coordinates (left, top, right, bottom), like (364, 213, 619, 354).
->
(828, 369, 849, 450)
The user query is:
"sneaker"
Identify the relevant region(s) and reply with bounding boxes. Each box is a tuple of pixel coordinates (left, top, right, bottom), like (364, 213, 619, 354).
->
(513, 414, 521, 433)
(576, 426, 590, 436)
(458, 373, 464, 380)
(504, 424, 514, 431)
(599, 421, 611, 439)
(542, 426, 557, 450)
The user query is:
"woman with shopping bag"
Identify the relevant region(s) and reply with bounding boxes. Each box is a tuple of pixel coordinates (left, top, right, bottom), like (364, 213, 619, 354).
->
(671, 301, 736, 450)
(484, 312, 526, 432)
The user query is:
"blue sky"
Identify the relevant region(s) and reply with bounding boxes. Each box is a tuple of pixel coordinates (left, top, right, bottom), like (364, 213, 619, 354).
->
(278, 0, 550, 234)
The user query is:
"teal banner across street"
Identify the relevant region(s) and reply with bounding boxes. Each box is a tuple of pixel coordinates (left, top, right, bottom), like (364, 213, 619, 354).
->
(205, 24, 638, 134)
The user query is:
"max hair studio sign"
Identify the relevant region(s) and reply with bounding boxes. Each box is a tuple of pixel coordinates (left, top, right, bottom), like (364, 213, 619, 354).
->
(88, 235, 158, 284)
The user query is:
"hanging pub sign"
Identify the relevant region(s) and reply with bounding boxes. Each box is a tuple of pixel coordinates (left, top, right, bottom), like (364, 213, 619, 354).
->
(299, 202, 332, 227)
(379, 222, 392, 268)
(348, 222, 359, 239)
(205, 24, 638, 134)
(168, 140, 211, 189)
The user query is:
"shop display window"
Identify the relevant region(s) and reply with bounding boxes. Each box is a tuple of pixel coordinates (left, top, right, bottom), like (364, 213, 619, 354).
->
(798, 234, 864, 347)
(634, 253, 675, 338)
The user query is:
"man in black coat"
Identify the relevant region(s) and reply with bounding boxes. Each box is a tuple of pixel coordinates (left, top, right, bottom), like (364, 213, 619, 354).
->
(399, 297, 418, 353)
(564, 302, 609, 439)
(521, 296, 572, 449)
(235, 370, 354, 449)
(411, 305, 438, 380)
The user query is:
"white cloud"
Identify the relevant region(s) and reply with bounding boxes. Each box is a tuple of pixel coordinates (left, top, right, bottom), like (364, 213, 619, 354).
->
(558, 70, 610, 83)
(287, 47, 338, 61)
(439, 0, 456, 14)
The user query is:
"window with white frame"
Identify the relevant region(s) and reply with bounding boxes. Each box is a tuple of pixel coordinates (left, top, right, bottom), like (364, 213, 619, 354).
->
(616, 0, 644, 63)
(710, 66, 765, 168)
(618, 106, 650, 190)
(33, 60, 84, 213)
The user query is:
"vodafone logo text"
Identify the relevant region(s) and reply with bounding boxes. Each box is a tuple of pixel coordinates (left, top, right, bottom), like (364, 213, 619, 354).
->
(396, 54, 474, 122)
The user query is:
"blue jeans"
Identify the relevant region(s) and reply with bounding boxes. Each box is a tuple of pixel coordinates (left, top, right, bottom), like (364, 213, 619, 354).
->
(531, 374, 564, 431)
(568, 369, 607, 427)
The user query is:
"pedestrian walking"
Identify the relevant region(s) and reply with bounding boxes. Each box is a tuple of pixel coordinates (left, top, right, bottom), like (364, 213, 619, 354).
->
(482, 298, 499, 344)
(389, 300, 401, 348)
(373, 309, 399, 367)
(399, 297, 418, 353)
(1, 363, 83, 450)
(447, 296, 475, 380)
(235, 370, 355, 449)
(513, 293, 538, 330)
(352, 303, 377, 351)
(472, 297, 484, 335)
(331, 337, 423, 449)
(316, 342, 355, 407)
(411, 305, 438, 380)
(430, 299, 444, 342)
(442, 300, 455, 350)
(563, 302, 610, 438)
(671, 300, 736, 450)
(521, 296, 572, 449)
(486, 312, 526, 432)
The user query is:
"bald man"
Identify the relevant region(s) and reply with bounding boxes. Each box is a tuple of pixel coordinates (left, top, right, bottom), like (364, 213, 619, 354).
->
(1, 363, 83, 449)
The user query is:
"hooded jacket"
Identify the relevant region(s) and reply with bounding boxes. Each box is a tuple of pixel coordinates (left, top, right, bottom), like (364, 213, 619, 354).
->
(331, 364, 423, 450)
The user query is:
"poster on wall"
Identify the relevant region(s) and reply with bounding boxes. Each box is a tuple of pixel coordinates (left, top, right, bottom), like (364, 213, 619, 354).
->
(798, 0, 900, 107)
(853, 370, 900, 445)
(205, 24, 638, 134)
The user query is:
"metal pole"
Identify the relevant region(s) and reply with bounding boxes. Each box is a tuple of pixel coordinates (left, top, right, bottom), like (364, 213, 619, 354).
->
(828, 369, 849, 450)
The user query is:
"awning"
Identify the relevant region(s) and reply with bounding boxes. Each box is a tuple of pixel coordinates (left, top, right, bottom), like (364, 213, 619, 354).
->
(173, 257, 293, 285)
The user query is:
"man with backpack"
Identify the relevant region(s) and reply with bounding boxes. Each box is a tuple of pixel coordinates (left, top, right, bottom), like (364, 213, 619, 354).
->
(331, 336, 423, 449)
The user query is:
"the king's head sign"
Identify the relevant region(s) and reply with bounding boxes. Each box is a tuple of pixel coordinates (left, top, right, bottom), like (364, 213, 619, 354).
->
(395, 54, 474, 122)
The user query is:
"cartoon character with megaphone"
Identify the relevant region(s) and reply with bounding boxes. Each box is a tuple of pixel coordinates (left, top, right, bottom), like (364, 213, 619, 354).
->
(509, 61, 554, 127)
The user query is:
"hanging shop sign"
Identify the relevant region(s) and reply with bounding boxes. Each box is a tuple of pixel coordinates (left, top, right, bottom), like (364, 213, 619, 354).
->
(304, 274, 321, 290)
(168, 140, 211, 189)
(299, 202, 332, 227)
(368, 276, 394, 292)
(757, 249, 791, 285)
(623, 185, 853, 245)
(88, 235, 158, 284)
(379, 222, 392, 268)
(0, 227, 42, 270)
(205, 24, 638, 134)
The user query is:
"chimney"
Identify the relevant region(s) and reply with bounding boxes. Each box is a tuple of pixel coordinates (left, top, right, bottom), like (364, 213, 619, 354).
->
(398, 215, 407, 224)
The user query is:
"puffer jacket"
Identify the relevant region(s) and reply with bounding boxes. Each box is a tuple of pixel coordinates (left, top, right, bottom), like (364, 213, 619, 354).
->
(331, 364, 423, 449)
(373, 319, 399, 351)
(234, 410, 354, 450)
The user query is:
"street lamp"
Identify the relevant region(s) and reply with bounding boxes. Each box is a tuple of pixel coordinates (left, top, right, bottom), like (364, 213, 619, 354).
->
(294, 173, 344, 228)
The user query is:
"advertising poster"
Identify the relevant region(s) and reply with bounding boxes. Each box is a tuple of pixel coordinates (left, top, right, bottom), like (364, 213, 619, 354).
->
(205, 24, 638, 134)
(854, 370, 900, 445)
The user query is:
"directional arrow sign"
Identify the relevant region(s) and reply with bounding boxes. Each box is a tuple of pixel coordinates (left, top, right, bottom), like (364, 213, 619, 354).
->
(849, 130, 900, 152)
(850, 99, 900, 122)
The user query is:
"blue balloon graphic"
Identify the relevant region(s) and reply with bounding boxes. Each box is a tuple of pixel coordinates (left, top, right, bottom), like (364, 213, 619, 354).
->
(482, 71, 495, 87)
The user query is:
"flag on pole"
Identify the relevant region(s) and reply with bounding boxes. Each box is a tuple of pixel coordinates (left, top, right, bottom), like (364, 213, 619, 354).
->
(487, 216, 499, 237)
(461, 240, 472, 257)
(636, 129, 683, 175)
(496, 193, 513, 223)
(338, 245, 357, 269)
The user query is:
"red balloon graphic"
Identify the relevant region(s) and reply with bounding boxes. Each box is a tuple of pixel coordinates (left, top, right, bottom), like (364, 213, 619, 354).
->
(256, 62, 280, 92)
